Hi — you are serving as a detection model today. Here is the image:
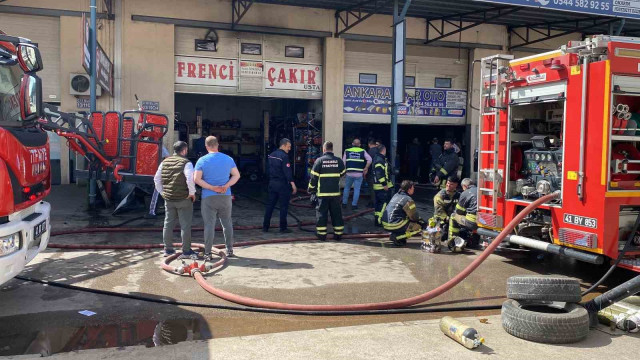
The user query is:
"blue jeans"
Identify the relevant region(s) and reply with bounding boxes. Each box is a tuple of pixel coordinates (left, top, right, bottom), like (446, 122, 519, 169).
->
(342, 175, 363, 206)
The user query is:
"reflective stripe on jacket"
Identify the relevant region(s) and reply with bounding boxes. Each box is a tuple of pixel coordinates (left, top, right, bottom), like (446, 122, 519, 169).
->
(372, 153, 393, 190)
(432, 148, 458, 180)
(344, 147, 366, 172)
(381, 190, 419, 230)
(307, 152, 346, 197)
(457, 185, 477, 215)
(433, 189, 460, 222)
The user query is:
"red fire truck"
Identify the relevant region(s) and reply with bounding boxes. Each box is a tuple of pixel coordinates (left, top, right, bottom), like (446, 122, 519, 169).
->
(0, 33, 50, 285)
(0, 31, 168, 286)
(476, 35, 640, 272)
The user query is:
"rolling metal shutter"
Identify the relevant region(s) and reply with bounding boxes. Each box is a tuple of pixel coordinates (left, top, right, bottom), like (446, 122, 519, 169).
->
(0, 14, 61, 102)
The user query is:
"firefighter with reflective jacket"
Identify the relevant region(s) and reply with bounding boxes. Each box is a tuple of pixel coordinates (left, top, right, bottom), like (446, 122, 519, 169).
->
(433, 176, 460, 240)
(373, 144, 394, 226)
(308, 141, 346, 241)
(431, 139, 459, 189)
(382, 180, 425, 246)
(448, 178, 478, 251)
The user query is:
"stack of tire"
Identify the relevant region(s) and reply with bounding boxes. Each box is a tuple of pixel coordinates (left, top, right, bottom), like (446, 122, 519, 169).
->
(501, 275, 590, 344)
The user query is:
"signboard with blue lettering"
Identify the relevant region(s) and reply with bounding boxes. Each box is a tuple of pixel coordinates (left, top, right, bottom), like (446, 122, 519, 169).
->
(343, 85, 466, 117)
(474, 0, 640, 20)
(343, 85, 392, 115)
(414, 89, 467, 117)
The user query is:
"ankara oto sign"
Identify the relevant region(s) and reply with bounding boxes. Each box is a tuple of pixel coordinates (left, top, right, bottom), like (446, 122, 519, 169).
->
(343, 85, 466, 117)
(475, 0, 640, 19)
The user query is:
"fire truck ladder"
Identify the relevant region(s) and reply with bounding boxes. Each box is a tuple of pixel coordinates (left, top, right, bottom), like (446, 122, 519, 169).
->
(477, 55, 513, 216)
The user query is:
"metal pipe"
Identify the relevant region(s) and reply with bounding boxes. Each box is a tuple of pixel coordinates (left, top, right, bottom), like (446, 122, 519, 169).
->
(90, 0, 97, 112)
(89, 0, 98, 209)
(477, 228, 604, 265)
(468, 59, 481, 111)
(584, 275, 640, 316)
(390, 0, 400, 184)
(577, 54, 588, 201)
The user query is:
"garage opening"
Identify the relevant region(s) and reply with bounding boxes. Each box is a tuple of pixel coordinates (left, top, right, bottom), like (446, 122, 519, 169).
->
(175, 93, 322, 183)
(343, 122, 466, 182)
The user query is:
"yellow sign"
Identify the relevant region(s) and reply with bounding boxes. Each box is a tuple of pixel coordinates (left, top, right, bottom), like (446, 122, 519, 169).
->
(570, 65, 581, 75)
(567, 171, 578, 180)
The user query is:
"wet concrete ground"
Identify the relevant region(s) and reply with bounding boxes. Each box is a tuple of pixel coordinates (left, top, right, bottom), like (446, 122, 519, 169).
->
(0, 183, 637, 357)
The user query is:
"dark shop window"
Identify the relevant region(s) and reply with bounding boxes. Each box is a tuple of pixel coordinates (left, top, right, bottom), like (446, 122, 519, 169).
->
(359, 73, 378, 85)
(241, 43, 262, 55)
(285, 46, 304, 58)
(435, 77, 452, 88)
(405, 76, 415, 87)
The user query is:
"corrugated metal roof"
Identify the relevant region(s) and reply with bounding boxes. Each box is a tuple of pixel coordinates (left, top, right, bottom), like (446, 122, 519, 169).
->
(254, 0, 640, 34)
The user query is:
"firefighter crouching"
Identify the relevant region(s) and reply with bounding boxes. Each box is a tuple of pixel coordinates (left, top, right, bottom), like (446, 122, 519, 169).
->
(433, 176, 460, 241)
(373, 144, 394, 226)
(308, 141, 346, 241)
(381, 180, 425, 246)
(430, 139, 459, 189)
(448, 178, 478, 251)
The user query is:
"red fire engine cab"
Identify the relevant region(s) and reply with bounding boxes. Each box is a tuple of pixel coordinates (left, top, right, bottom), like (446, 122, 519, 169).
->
(476, 35, 640, 273)
(0, 33, 50, 285)
(0, 29, 168, 285)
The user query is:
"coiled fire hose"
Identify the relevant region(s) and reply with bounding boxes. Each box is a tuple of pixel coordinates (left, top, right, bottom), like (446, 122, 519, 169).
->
(22, 191, 562, 316)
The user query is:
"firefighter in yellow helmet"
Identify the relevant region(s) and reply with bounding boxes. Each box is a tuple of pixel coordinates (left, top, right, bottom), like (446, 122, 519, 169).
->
(381, 180, 425, 246)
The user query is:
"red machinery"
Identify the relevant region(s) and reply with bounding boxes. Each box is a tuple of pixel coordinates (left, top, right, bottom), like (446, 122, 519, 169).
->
(476, 35, 640, 272)
(41, 106, 168, 184)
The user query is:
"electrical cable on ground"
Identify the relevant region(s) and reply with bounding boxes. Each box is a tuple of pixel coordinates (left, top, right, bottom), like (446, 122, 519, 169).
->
(14, 275, 502, 316)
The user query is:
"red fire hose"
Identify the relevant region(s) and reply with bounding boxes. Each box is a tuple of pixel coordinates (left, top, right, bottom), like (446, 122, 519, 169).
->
(166, 193, 559, 311)
(46, 192, 558, 312)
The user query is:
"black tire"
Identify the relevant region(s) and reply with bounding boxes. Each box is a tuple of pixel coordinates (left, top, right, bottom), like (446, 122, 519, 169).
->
(507, 275, 582, 303)
(501, 299, 589, 344)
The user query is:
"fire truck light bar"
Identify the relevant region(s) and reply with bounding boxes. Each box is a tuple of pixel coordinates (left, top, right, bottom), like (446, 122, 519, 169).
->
(558, 228, 597, 249)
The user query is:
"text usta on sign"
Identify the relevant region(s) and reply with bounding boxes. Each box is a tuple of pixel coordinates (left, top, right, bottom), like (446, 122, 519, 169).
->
(264, 62, 322, 91)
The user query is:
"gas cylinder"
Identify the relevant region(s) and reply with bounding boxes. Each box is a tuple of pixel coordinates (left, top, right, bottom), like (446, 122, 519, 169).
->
(439, 316, 484, 349)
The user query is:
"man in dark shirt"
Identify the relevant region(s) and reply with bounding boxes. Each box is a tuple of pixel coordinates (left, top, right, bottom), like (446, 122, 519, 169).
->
(366, 138, 380, 207)
(263, 138, 297, 233)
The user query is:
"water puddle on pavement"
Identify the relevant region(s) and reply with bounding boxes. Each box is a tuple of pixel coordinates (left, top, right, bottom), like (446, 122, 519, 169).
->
(0, 318, 212, 357)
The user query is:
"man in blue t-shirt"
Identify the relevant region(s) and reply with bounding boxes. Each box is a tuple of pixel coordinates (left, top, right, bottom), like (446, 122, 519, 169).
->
(194, 136, 241, 260)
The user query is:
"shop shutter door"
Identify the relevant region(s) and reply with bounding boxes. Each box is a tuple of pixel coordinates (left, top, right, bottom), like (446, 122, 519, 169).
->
(345, 42, 468, 124)
(0, 14, 61, 102)
(345, 42, 467, 88)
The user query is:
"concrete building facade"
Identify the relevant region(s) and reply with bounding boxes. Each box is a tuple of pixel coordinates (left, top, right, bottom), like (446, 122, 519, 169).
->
(0, 0, 582, 184)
